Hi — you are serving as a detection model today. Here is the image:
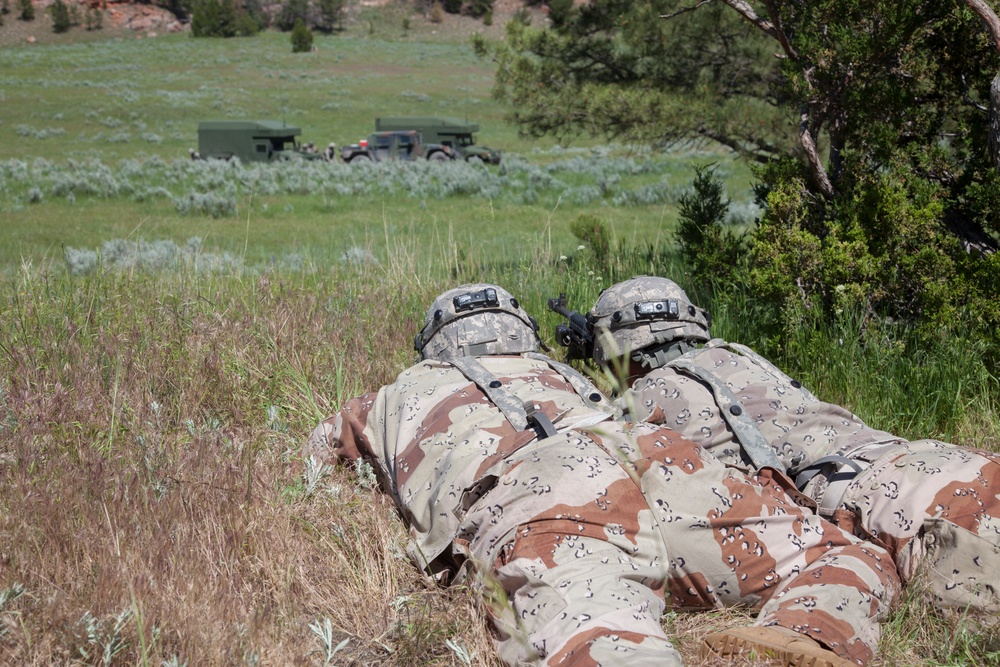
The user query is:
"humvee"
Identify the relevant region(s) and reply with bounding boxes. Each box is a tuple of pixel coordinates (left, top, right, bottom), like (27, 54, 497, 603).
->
(375, 116, 501, 164)
(197, 121, 325, 163)
(340, 130, 456, 164)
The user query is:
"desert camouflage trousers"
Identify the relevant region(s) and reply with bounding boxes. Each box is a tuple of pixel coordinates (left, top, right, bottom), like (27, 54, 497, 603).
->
(456, 422, 899, 667)
(831, 439, 1000, 612)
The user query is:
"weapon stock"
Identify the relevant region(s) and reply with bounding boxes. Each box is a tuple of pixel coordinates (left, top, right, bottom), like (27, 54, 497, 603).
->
(546, 294, 594, 361)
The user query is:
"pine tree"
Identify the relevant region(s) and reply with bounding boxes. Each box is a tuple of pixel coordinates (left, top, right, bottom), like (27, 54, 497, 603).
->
(50, 0, 70, 33)
(290, 17, 313, 52)
(17, 0, 34, 21)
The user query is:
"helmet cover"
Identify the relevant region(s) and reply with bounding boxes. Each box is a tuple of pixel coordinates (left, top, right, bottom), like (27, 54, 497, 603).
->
(588, 276, 711, 366)
(415, 283, 540, 361)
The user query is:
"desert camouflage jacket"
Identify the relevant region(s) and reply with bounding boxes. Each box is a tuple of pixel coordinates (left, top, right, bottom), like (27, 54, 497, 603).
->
(620, 339, 904, 474)
(304, 354, 614, 573)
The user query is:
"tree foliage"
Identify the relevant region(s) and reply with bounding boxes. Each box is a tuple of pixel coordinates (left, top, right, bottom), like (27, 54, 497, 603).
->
(191, 0, 261, 37)
(49, 0, 69, 32)
(479, 0, 1000, 353)
(676, 165, 746, 287)
(276, 0, 309, 31)
(291, 17, 314, 52)
(314, 0, 345, 33)
(17, 0, 34, 21)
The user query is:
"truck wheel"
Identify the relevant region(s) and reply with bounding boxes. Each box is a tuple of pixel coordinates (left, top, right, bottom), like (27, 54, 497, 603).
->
(350, 155, 372, 164)
(429, 152, 450, 161)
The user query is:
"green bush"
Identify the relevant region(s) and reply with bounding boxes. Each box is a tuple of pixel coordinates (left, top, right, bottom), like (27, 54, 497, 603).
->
(570, 213, 612, 269)
(442, 0, 461, 14)
(276, 0, 309, 31)
(291, 18, 314, 52)
(17, 0, 33, 21)
(466, 0, 492, 19)
(675, 165, 746, 288)
(748, 156, 1000, 361)
(315, 0, 344, 33)
(547, 0, 573, 27)
(191, 0, 237, 37)
(84, 6, 103, 29)
(49, 0, 70, 33)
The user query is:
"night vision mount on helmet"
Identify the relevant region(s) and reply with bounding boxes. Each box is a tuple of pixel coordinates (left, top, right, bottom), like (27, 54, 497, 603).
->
(414, 284, 542, 362)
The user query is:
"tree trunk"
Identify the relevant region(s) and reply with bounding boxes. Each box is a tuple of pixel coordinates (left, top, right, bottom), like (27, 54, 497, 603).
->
(800, 110, 836, 199)
(961, 0, 1000, 172)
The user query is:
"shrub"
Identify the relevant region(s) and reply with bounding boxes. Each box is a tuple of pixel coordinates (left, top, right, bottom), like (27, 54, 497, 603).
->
(84, 7, 104, 30)
(442, 0, 461, 14)
(547, 0, 573, 26)
(291, 18, 313, 52)
(675, 165, 746, 287)
(315, 0, 344, 33)
(49, 0, 70, 33)
(235, 11, 259, 35)
(17, 0, 33, 21)
(191, 0, 238, 37)
(466, 0, 492, 19)
(276, 0, 308, 31)
(570, 213, 612, 268)
(428, 1, 443, 23)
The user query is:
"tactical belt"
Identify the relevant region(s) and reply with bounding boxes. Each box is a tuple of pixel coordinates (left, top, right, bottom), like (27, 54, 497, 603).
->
(792, 455, 867, 511)
(665, 356, 785, 472)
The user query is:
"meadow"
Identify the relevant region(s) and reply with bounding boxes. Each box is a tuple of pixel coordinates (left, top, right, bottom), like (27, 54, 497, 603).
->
(1, 7, 999, 667)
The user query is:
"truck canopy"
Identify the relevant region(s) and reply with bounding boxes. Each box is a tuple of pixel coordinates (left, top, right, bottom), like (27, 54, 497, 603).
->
(375, 116, 479, 147)
(197, 121, 305, 162)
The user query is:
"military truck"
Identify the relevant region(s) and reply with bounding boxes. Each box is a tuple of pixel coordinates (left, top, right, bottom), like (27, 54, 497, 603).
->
(196, 121, 325, 163)
(375, 116, 501, 164)
(340, 130, 456, 164)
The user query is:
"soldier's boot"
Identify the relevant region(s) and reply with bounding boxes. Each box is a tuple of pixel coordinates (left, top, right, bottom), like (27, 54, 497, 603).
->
(700, 626, 854, 667)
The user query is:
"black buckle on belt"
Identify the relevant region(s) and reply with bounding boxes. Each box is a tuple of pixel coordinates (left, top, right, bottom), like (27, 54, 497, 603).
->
(524, 400, 558, 440)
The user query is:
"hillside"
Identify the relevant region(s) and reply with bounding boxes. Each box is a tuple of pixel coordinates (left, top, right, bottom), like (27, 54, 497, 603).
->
(0, 0, 540, 47)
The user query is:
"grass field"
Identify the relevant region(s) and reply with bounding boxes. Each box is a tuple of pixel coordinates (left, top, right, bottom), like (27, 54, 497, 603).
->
(0, 9, 757, 270)
(1, 5, 999, 666)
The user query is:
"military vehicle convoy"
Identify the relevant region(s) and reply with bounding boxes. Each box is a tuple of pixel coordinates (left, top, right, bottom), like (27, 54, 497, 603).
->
(196, 121, 325, 162)
(194, 117, 500, 165)
(375, 116, 502, 164)
(339, 130, 456, 164)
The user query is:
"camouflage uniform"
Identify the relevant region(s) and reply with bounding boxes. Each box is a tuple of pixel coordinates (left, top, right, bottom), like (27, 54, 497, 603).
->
(306, 352, 899, 666)
(589, 276, 1000, 613)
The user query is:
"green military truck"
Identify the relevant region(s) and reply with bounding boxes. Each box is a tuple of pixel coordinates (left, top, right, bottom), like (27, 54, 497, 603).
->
(374, 116, 501, 164)
(196, 121, 325, 163)
(340, 130, 456, 164)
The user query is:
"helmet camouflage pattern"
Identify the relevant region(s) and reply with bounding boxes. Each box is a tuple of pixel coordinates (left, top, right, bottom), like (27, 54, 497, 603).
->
(415, 284, 541, 361)
(588, 276, 711, 367)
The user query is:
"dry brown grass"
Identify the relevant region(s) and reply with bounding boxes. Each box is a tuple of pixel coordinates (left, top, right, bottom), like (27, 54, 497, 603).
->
(0, 265, 502, 665)
(1, 260, 998, 666)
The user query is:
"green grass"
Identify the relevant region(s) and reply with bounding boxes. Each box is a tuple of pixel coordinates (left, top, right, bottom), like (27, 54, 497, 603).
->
(0, 22, 753, 271)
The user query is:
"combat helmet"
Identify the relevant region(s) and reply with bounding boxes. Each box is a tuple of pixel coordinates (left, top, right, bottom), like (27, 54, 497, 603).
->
(414, 283, 541, 361)
(588, 276, 711, 369)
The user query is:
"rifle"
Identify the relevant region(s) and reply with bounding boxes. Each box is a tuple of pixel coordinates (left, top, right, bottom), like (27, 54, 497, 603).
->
(546, 293, 594, 361)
